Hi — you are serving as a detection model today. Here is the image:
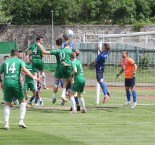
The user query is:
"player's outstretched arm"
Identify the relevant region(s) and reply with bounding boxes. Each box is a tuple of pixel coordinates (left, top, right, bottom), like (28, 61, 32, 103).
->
(21, 66, 40, 81)
(37, 43, 50, 55)
(116, 68, 123, 78)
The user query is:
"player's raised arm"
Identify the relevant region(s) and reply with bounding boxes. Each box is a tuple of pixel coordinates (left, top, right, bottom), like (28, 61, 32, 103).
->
(37, 43, 50, 55)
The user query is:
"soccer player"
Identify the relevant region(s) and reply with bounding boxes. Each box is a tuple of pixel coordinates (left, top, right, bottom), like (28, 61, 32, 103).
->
(36, 38, 63, 104)
(25, 36, 44, 91)
(116, 50, 138, 109)
(69, 51, 86, 113)
(0, 49, 39, 130)
(1, 55, 9, 105)
(62, 34, 74, 50)
(24, 54, 36, 101)
(90, 43, 110, 103)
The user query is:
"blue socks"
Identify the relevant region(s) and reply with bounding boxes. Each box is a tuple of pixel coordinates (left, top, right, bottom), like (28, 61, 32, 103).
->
(74, 96, 79, 105)
(98, 82, 108, 96)
(29, 96, 35, 102)
(132, 91, 137, 103)
(35, 97, 39, 104)
(126, 90, 131, 102)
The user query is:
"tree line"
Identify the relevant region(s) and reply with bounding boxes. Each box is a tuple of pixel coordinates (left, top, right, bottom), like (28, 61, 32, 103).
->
(0, 0, 155, 25)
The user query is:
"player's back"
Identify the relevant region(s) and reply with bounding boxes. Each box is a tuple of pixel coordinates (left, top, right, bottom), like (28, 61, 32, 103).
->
(72, 59, 84, 80)
(1, 57, 24, 86)
(59, 47, 72, 64)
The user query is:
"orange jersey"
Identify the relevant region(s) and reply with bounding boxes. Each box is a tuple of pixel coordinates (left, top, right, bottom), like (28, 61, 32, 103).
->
(121, 57, 135, 78)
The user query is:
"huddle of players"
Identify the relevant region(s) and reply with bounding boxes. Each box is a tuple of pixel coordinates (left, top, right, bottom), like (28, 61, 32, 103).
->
(38, 35, 86, 113)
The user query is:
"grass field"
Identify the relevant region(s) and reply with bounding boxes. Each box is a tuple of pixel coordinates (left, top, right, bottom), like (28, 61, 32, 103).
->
(0, 87, 155, 145)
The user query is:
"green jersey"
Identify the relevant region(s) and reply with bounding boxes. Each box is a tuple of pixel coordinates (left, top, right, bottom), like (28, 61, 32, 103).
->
(50, 49, 61, 65)
(28, 43, 43, 59)
(72, 59, 84, 80)
(0, 57, 25, 86)
(59, 47, 72, 64)
(25, 62, 33, 83)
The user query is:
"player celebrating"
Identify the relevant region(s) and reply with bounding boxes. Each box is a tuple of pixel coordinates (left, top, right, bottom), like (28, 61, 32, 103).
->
(69, 51, 86, 113)
(116, 50, 138, 109)
(0, 49, 39, 130)
(90, 43, 110, 103)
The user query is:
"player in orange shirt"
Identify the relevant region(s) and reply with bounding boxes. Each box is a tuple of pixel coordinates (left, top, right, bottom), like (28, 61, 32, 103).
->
(116, 50, 138, 109)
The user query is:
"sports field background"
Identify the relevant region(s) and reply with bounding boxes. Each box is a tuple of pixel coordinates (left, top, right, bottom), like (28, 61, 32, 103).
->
(0, 72, 155, 145)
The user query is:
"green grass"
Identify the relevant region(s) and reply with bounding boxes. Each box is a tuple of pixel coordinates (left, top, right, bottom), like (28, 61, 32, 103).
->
(83, 66, 155, 83)
(0, 87, 155, 145)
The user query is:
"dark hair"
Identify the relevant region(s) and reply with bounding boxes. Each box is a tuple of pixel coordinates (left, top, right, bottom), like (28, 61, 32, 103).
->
(36, 36, 43, 41)
(56, 38, 62, 46)
(74, 49, 80, 57)
(18, 50, 22, 53)
(71, 52, 76, 59)
(63, 34, 69, 41)
(122, 50, 128, 56)
(103, 43, 110, 50)
(29, 54, 32, 57)
(4, 55, 9, 60)
(10, 49, 18, 57)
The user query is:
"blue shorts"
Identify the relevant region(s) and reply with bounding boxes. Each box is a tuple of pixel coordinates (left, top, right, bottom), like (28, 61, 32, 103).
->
(125, 78, 135, 87)
(96, 70, 103, 81)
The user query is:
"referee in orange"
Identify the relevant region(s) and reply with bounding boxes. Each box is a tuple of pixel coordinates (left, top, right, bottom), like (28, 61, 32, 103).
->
(117, 50, 138, 109)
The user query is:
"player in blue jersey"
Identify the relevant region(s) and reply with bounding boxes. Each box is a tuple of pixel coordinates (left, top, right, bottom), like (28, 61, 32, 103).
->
(90, 43, 110, 103)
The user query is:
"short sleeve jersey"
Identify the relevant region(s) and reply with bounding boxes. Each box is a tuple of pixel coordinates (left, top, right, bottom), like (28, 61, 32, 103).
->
(28, 43, 42, 59)
(96, 50, 110, 71)
(50, 49, 61, 65)
(62, 42, 74, 50)
(121, 57, 135, 78)
(0, 57, 25, 86)
(72, 59, 84, 80)
(25, 62, 33, 83)
(59, 48, 72, 64)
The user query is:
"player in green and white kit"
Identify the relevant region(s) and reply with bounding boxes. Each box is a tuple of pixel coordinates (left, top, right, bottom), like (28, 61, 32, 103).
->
(37, 38, 63, 103)
(0, 49, 39, 130)
(24, 54, 36, 101)
(69, 51, 86, 113)
(25, 36, 44, 91)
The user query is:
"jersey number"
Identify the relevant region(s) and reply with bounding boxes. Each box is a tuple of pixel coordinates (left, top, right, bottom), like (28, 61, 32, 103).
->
(33, 47, 38, 54)
(59, 52, 65, 61)
(6, 62, 16, 74)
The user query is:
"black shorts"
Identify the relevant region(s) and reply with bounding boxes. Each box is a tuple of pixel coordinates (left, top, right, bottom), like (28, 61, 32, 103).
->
(125, 78, 135, 87)
(96, 70, 104, 80)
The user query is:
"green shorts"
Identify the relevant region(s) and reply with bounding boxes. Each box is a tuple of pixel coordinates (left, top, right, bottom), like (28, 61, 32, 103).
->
(24, 82, 35, 91)
(32, 58, 44, 72)
(71, 78, 85, 92)
(60, 65, 72, 79)
(54, 65, 62, 78)
(4, 84, 25, 103)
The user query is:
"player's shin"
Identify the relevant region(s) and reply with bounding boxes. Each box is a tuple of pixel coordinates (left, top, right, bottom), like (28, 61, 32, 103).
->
(79, 97, 85, 110)
(126, 90, 131, 103)
(4, 105, 10, 125)
(19, 102, 27, 123)
(132, 91, 137, 103)
(70, 97, 76, 111)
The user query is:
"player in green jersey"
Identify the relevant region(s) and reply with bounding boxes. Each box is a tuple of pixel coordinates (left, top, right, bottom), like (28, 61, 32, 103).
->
(69, 51, 86, 113)
(0, 49, 39, 130)
(24, 54, 36, 101)
(25, 36, 44, 92)
(37, 38, 63, 103)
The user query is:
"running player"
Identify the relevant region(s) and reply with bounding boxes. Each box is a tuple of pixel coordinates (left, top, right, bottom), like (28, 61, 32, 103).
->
(90, 43, 110, 103)
(0, 49, 39, 130)
(116, 50, 138, 109)
(25, 36, 44, 91)
(69, 51, 86, 113)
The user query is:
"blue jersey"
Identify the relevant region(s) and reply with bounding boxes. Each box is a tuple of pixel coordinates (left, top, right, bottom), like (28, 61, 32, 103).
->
(95, 50, 110, 71)
(62, 42, 74, 50)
